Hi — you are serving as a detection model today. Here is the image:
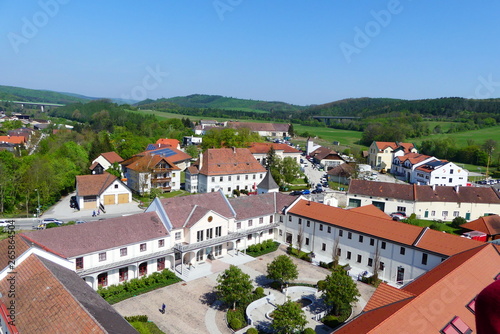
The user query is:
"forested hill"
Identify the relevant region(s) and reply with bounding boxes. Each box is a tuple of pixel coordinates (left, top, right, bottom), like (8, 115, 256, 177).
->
(0, 85, 92, 104)
(135, 94, 305, 113)
(300, 97, 500, 119)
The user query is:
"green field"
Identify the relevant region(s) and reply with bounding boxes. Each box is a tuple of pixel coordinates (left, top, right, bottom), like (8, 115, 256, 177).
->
(413, 126, 500, 148)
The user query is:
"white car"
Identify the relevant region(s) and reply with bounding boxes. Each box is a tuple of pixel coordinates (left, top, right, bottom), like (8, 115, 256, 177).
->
(0, 220, 11, 227)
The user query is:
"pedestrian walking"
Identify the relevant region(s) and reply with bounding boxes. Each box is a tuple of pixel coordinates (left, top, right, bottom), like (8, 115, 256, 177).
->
(92, 210, 96, 217)
(161, 303, 166, 314)
(97, 209, 100, 216)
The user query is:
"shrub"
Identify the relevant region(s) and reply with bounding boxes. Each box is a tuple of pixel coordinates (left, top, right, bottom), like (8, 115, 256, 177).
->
(451, 216, 467, 228)
(246, 328, 258, 334)
(124, 315, 148, 323)
(429, 222, 443, 231)
(303, 328, 316, 334)
(229, 318, 243, 330)
(254, 287, 264, 297)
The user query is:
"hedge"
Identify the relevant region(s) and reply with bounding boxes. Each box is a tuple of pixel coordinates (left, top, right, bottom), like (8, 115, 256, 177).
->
(98, 269, 181, 304)
(245, 240, 279, 257)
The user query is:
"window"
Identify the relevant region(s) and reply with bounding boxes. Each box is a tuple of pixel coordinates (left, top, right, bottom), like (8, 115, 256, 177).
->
(442, 211, 448, 218)
(339, 230, 343, 237)
(418, 252, 428, 265)
(279, 230, 283, 236)
(348, 232, 352, 239)
(211, 188, 215, 192)
(157, 258, 165, 271)
(236, 222, 241, 229)
(120, 248, 127, 257)
(306, 221, 310, 227)
(245, 175, 249, 180)
(99, 252, 106, 262)
(368, 258, 373, 267)
(347, 251, 351, 260)
(337, 248, 341, 257)
(431, 210, 435, 216)
(211, 177, 215, 182)
(319, 224, 323, 231)
(322, 243, 326, 251)
(270, 216, 273, 223)
(288, 215, 292, 222)
(159, 239, 165, 247)
(260, 173, 263, 179)
(206, 228, 213, 239)
(466, 297, 476, 314)
(370, 238, 374, 246)
(379, 262, 385, 270)
(305, 238, 310, 246)
(253, 174, 256, 180)
(327, 226, 331, 233)
(220, 176, 223, 182)
(397, 206, 406, 213)
(197, 230, 204, 242)
(214, 245, 222, 256)
(175, 232, 181, 240)
(400, 247, 406, 255)
(98, 273, 108, 287)
(259, 217, 263, 224)
(357, 254, 362, 263)
(359, 235, 363, 243)
(453, 211, 459, 217)
(248, 219, 253, 227)
(269, 228, 273, 235)
(119, 267, 128, 282)
(228, 176, 231, 181)
(450, 169, 454, 174)
(139, 262, 147, 276)
(114, 184, 118, 189)
(441, 316, 472, 334)
(75, 257, 83, 270)
(237, 175, 240, 181)
(228, 187, 231, 192)
(215, 226, 222, 237)
(248, 234, 252, 240)
(140, 243, 147, 252)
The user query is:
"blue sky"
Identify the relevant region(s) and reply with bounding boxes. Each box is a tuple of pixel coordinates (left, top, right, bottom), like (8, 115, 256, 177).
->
(1, 0, 500, 105)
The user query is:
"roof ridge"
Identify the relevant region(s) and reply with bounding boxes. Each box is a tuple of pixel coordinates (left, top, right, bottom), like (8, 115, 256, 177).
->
(412, 227, 429, 246)
(20, 234, 68, 259)
(183, 205, 198, 228)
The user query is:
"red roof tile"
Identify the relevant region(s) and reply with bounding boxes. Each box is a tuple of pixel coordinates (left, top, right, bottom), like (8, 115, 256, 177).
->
(461, 214, 500, 236)
(124, 154, 180, 173)
(247, 142, 300, 154)
(363, 283, 415, 312)
(76, 172, 120, 196)
(0, 135, 25, 144)
(100, 151, 123, 163)
(156, 138, 180, 148)
(198, 148, 266, 176)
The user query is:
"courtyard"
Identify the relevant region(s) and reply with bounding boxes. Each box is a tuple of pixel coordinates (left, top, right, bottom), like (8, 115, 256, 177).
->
(113, 245, 376, 334)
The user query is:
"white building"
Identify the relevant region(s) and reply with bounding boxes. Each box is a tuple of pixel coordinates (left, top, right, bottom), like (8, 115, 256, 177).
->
(185, 148, 267, 196)
(368, 141, 417, 170)
(347, 179, 500, 221)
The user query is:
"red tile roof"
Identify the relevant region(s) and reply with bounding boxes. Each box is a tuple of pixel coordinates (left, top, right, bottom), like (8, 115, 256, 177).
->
(21, 212, 168, 258)
(137, 147, 191, 164)
(348, 179, 415, 201)
(288, 200, 483, 256)
(100, 151, 123, 164)
(348, 204, 391, 220)
(155, 138, 180, 148)
(247, 142, 300, 154)
(229, 192, 295, 220)
(0, 135, 25, 144)
(198, 148, 266, 176)
(335, 244, 500, 334)
(375, 141, 415, 153)
(123, 154, 180, 173)
(461, 214, 500, 236)
(363, 282, 415, 312)
(76, 172, 120, 196)
(394, 152, 432, 164)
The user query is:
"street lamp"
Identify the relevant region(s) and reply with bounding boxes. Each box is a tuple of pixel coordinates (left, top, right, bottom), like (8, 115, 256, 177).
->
(35, 189, 40, 218)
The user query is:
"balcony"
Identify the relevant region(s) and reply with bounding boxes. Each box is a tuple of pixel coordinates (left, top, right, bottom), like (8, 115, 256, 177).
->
(152, 176, 172, 183)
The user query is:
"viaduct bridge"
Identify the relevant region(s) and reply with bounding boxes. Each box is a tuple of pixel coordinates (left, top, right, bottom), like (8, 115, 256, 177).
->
(1, 100, 65, 112)
(312, 116, 361, 125)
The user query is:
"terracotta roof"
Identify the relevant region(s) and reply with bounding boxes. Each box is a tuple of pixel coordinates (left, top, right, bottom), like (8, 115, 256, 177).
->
(198, 148, 266, 176)
(288, 200, 482, 255)
(375, 141, 414, 153)
(0, 234, 30, 269)
(100, 151, 123, 164)
(247, 142, 300, 154)
(76, 172, 121, 196)
(0, 254, 137, 334)
(395, 152, 432, 165)
(227, 122, 289, 132)
(155, 138, 180, 148)
(138, 146, 191, 164)
(21, 212, 168, 258)
(186, 165, 199, 174)
(363, 282, 415, 312)
(348, 204, 391, 219)
(310, 146, 336, 161)
(335, 244, 500, 334)
(348, 179, 500, 204)
(0, 135, 25, 144)
(461, 214, 500, 236)
(159, 192, 235, 229)
(123, 154, 180, 173)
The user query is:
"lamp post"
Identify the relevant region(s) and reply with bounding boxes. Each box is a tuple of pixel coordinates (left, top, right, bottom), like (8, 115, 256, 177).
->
(35, 189, 40, 218)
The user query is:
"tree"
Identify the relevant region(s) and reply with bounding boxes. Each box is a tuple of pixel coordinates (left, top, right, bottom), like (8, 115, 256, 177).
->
(451, 216, 467, 228)
(266, 146, 277, 170)
(266, 255, 298, 288)
(106, 162, 122, 178)
(296, 224, 304, 254)
(184, 144, 199, 159)
(288, 123, 295, 137)
(318, 267, 360, 316)
(271, 299, 307, 334)
(215, 265, 253, 310)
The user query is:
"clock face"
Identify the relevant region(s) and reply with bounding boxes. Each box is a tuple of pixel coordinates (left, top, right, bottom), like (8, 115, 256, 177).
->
(208, 216, 213, 222)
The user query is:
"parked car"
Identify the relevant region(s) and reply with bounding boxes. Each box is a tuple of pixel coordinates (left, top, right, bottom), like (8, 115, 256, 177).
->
(75, 220, 87, 225)
(290, 190, 302, 196)
(70, 196, 79, 210)
(0, 220, 11, 227)
(390, 212, 407, 221)
(312, 189, 323, 194)
(42, 218, 63, 226)
(301, 189, 311, 195)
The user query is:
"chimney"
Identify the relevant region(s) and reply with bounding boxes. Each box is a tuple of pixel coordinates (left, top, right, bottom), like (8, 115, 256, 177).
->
(232, 147, 236, 154)
(455, 185, 459, 193)
(198, 152, 203, 170)
(432, 184, 436, 191)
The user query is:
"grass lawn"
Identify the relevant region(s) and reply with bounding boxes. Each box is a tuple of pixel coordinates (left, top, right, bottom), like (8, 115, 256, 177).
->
(413, 125, 500, 149)
(130, 321, 165, 334)
(402, 218, 461, 235)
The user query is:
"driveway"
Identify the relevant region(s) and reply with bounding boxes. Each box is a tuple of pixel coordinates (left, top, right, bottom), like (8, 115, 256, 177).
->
(113, 245, 376, 334)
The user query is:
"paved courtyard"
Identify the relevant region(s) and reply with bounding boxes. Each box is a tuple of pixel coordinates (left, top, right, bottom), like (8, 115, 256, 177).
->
(113, 245, 376, 334)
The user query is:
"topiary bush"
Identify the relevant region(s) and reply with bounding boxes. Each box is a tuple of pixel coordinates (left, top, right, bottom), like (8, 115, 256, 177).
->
(303, 328, 316, 334)
(229, 318, 243, 330)
(246, 328, 258, 334)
